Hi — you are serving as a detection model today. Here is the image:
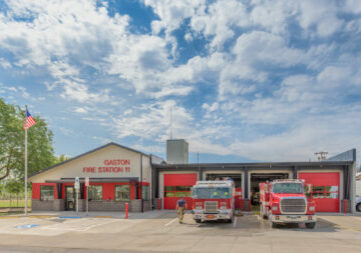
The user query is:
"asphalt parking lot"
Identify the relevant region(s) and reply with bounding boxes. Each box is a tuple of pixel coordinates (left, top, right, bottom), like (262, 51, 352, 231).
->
(0, 211, 361, 252)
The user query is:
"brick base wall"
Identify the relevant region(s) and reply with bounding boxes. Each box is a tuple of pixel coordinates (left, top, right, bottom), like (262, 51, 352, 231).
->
(53, 199, 65, 211)
(88, 200, 125, 211)
(143, 200, 151, 211)
(32, 199, 55, 211)
(130, 199, 141, 212)
(32, 199, 153, 212)
(153, 198, 162, 209)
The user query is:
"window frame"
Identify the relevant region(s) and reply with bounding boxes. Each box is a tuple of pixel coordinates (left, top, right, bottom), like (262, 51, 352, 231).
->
(307, 184, 339, 199)
(88, 185, 103, 201)
(142, 185, 150, 201)
(40, 185, 54, 201)
(115, 184, 130, 201)
(164, 185, 192, 198)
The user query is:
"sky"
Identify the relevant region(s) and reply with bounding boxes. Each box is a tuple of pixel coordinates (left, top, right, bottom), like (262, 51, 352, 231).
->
(0, 0, 361, 163)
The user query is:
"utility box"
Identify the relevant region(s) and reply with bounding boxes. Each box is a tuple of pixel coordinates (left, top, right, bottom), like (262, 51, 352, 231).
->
(166, 139, 189, 164)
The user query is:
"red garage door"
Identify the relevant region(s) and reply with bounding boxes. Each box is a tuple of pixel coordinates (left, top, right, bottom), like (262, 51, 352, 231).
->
(164, 173, 197, 210)
(298, 172, 340, 212)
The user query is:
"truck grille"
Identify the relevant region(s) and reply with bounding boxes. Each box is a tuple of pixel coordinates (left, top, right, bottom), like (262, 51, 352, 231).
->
(204, 201, 218, 213)
(280, 198, 306, 214)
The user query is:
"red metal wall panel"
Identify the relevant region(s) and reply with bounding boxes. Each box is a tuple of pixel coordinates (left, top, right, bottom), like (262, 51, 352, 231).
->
(163, 173, 198, 210)
(299, 172, 339, 186)
(32, 183, 40, 199)
(298, 172, 340, 212)
(164, 173, 198, 186)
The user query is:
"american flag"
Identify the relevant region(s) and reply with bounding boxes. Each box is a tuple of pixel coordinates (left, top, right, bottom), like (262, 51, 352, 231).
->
(23, 110, 36, 130)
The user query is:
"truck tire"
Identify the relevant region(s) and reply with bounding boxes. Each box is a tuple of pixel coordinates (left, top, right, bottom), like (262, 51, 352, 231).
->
(356, 203, 361, 212)
(271, 222, 278, 228)
(194, 219, 201, 223)
(305, 222, 316, 229)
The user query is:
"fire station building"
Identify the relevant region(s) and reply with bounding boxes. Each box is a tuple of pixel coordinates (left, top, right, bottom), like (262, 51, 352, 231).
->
(29, 140, 357, 214)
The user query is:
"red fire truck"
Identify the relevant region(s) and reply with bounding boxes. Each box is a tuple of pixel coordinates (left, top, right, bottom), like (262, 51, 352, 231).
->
(191, 180, 235, 223)
(259, 179, 317, 229)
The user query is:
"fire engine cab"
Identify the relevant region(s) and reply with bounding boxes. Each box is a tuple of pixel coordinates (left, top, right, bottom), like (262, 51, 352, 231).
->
(259, 179, 317, 229)
(192, 180, 235, 223)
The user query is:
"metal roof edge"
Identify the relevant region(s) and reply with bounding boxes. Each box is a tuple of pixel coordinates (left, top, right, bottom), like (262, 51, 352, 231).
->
(152, 160, 353, 169)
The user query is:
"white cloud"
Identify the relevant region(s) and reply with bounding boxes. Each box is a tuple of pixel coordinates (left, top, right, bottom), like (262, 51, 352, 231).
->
(74, 107, 88, 114)
(1, 0, 361, 164)
(296, 0, 343, 37)
(113, 100, 193, 141)
(0, 58, 11, 69)
(60, 81, 109, 103)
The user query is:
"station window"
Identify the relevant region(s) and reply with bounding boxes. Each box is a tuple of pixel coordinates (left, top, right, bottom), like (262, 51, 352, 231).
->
(142, 185, 149, 201)
(40, 185, 54, 201)
(307, 185, 339, 199)
(115, 185, 130, 201)
(88, 185, 103, 200)
(164, 186, 192, 197)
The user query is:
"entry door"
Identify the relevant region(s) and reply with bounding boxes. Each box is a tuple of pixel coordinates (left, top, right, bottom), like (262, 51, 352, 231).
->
(65, 186, 75, 211)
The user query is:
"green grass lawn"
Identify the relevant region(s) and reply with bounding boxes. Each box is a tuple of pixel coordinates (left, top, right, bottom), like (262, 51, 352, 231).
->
(0, 199, 32, 208)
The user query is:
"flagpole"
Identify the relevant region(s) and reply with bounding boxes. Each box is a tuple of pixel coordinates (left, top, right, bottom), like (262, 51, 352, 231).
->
(24, 105, 28, 216)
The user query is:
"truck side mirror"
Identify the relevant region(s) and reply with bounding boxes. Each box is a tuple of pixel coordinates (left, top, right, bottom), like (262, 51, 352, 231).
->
(264, 184, 268, 192)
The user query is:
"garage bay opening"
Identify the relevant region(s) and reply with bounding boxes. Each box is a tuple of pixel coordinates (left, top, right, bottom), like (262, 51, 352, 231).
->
(250, 173, 289, 208)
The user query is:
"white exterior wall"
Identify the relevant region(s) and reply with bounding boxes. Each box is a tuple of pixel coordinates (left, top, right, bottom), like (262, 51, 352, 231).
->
(142, 154, 152, 200)
(29, 144, 151, 184)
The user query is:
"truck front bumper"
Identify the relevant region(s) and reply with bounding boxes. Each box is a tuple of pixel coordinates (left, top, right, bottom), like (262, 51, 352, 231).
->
(193, 212, 233, 221)
(269, 214, 316, 224)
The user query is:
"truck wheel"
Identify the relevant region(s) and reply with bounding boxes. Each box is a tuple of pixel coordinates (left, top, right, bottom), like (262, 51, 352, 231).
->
(305, 222, 316, 229)
(194, 219, 201, 223)
(356, 203, 361, 212)
(271, 222, 278, 228)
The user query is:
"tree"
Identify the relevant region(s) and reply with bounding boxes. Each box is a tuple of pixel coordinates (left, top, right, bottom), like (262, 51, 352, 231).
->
(0, 98, 56, 180)
(5, 179, 23, 195)
(56, 154, 70, 164)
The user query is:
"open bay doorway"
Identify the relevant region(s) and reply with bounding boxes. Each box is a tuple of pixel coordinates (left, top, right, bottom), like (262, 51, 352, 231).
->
(250, 173, 289, 206)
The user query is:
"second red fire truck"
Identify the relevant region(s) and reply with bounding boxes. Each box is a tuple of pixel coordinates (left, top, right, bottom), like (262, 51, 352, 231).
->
(259, 179, 317, 228)
(191, 180, 235, 223)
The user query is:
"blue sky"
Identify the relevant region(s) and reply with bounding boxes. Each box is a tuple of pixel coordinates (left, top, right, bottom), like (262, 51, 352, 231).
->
(1, 0, 361, 163)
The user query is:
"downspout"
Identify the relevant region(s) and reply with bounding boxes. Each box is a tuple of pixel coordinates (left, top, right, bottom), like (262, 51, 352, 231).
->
(140, 154, 143, 212)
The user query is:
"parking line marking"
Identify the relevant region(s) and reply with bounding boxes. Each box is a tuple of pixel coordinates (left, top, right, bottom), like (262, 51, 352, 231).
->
(165, 218, 178, 226)
(233, 217, 238, 228)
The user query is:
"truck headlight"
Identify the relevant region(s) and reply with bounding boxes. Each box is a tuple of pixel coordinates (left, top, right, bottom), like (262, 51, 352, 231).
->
(220, 206, 227, 210)
(309, 206, 315, 211)
(272, 206, 278, 211)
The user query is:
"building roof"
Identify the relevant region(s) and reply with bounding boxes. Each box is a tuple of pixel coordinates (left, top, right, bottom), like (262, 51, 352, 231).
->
(152, 160, 354, 170)
(29, 142, 149, 179)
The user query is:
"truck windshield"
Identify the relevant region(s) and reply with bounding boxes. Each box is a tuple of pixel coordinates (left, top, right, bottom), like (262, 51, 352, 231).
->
(192, 187, 231, 199)
(272, 183, 304, 194)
